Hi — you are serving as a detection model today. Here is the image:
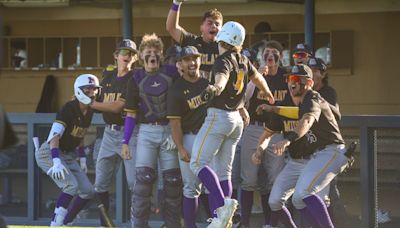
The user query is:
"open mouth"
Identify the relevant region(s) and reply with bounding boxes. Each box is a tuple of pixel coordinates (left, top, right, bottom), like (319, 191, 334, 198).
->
(209, 31, 217, 35)
(150, 59, 156, 64)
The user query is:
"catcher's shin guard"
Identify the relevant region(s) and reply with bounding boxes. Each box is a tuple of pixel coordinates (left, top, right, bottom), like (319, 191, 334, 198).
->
(162, 168, 183, 228)
(131, 167, 156, 228)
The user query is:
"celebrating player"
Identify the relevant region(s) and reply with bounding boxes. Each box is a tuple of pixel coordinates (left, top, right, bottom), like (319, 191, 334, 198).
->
(89, 39, 138, 226)
(167, 46, 210, 228)
(256, 64, 349, 228)
(121, 33, 182, 228)
(292, 43, 313, 65)
(35, 74, 100, 226)
(240, 40, 289, 228)
(189, 21, 274, 228)
(166, 0, 222, 82)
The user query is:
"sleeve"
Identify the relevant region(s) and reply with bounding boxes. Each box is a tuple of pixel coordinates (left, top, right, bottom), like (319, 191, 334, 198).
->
(55, 104, 71, 128)
(300, 94, 322, 122)
(212, 57, 231, 83)
(166, 83, 183, 119)
(164, 64, 179, 78)
(265, 112, 283, 133)
(123, 76, 140, 113)
(180, 31, 198, 46)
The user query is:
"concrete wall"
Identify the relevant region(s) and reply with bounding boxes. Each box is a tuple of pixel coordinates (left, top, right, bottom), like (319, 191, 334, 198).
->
(0, 1, 399, 115)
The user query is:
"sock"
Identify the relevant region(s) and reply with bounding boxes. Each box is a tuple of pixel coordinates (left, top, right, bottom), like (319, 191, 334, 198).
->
(63, 196, 90, 224)
(269, 210, 279, 227)
(231, 189, 238, 200)
(303, 195, 334, 228)
(240, 190, 253, 226)
(261, 194, 271, 225)
(197, 166, 224, 209)
(56, 192, 73, 208)
(207, 193, 217, 218)
(277, 206, 297, 228)
(220, 180, 233, 198)
(183, 196, 198, 228)
(299, 207, 321, 228)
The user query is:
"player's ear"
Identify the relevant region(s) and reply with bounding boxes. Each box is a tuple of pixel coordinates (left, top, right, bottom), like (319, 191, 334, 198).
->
(176, 61, 181, 69)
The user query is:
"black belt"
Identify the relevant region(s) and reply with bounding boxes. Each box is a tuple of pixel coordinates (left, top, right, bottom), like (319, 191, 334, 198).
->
(250, 120, 267, 127)
(106, 124, 123, 131)
(143, 121, 168, 126)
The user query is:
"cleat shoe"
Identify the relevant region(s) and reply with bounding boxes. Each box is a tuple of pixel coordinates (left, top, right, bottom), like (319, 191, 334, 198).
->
(211, 198, 238, 228)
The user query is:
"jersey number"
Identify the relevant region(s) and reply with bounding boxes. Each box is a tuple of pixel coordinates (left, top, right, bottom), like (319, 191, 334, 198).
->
(234, 69, 244, 95)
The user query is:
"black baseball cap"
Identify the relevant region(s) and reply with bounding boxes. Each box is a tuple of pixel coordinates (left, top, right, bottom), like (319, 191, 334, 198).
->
(293, 43, 313, 55)
(288, 64, 313, 79)
(307, 57, 327, 72)
(116, 39, 137, 52)
(176, 46, 201, 60)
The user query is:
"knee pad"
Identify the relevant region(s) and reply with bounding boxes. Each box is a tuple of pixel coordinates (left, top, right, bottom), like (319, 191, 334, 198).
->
(134, 167, 156, 197)
(163, 168, 183, 199)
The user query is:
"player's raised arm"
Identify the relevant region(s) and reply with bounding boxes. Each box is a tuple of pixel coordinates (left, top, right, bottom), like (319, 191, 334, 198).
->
(166, 0, 186, 43)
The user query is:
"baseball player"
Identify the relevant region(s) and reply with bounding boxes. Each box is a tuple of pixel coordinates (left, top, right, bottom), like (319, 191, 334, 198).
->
(166, 1, 224, 219)
(120, 33, 182, 228)
(239, 40, 289, 228)
(189, 21, 274, 228)
(34, 74, 100, 226)
(167, 46, 209, 228)
(89, 39, 138, 226)
(256, 64, 349, 228)
(166, 0, 222, 82)
(292, 43, 313, 65)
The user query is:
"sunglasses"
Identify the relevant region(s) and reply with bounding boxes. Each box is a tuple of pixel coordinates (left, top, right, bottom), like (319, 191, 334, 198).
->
(118, 49, 135, 56)
(292, 52, 309, 59)
(286, 75, 304, 83)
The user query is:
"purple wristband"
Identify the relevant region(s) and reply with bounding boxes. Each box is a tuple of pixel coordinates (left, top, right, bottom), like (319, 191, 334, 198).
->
(123, 116, 136, 144)
(171, 3, 180, 11)
(76, 147, 85, 157)
(51, 148, 60, 159)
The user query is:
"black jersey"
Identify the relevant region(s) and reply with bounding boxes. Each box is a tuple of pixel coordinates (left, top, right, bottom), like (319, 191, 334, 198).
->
(248, 67, 288, 123)
(180, 32, 219, 82)
(166, 77, 209, 134)
(97, 68, 134, 126)
(211, 51, 256, 111)
(266, 98, 309, 159)
(55, 99, 93, 152)
(318, 85, 337, 106)
(123, 65, 178, 124)
(300, 90, 345, 152)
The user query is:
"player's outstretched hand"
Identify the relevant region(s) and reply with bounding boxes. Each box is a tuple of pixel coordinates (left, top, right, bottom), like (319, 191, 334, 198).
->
(259, 89, 275, 104)
(258, 64, 269, 76)
(121, 144, 131, 160)
(256, 104, 274, 115)
(179, 148, 191, 163)
(273, 139, 290, 156)
(47, 158, 69, 180)
(80, 157, 88, 173)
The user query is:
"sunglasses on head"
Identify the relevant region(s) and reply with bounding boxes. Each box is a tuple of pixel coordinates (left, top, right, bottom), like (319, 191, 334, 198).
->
(118, 49, 134, 56)
(292, 52, 309, 59)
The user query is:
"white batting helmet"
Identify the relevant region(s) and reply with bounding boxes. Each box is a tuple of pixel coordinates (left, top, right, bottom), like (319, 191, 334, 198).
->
(216, 21, 246, 47)
(74, 74, 101, 105)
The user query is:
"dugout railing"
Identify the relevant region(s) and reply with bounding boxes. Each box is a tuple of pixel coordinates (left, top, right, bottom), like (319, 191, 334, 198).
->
(2, 113, 400, 227)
